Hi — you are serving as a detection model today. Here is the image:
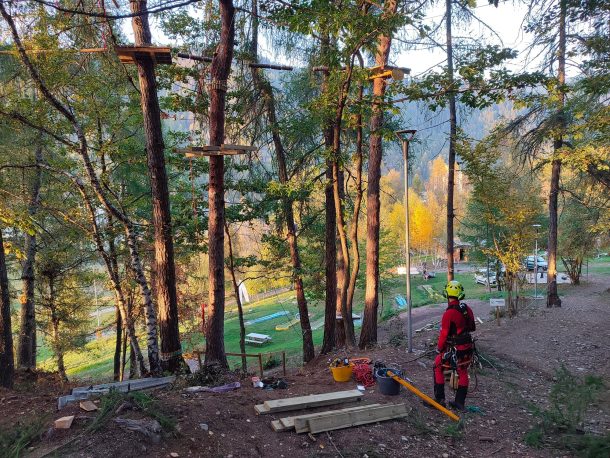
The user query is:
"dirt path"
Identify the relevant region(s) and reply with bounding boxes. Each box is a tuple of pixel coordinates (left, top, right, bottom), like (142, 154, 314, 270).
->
(4, 272, 608, 458)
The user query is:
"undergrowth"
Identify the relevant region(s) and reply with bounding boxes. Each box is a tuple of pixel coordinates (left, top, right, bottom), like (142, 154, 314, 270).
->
(88, 390, 175, 433)
(263, 355, 281, 370)
(525, 366, 606, 457)
(0, 416, 47, 458)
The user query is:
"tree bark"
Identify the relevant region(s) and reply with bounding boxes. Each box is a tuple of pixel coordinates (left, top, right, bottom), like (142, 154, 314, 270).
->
(347, 77, 364, 318)
(18, 146, 42, 370)
(0, 228, 14, 388)
(445, 0, 456, 281)
(129, 0, 182, 372)
(225, 223, 247, 372)
(205, 0, 236, 367)
(547, 0, 565, 308)
(360, 0, 397, 349)
(321, 159, 337, 354)
(332, 61, 357, 347)
(113, 306, 122, 381)
(48, 276, 68, 382)
(320, 52, 337, 355)
(250, 0, 314, 362)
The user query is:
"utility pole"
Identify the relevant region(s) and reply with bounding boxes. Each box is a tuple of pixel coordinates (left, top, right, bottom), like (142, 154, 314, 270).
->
(396, 129, 416, 353)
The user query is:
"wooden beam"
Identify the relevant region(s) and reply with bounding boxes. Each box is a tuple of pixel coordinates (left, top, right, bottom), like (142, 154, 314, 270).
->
(175, 144, 257, 157)
(304, 403, 410, 434)
(254, 389, 363, 415)
(115, 46, 172, 65)
(176, 52, 293, 71)
(286, 404, 381, 433)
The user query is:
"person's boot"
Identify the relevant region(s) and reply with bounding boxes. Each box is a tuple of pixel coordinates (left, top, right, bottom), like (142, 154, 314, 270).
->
(449, 386, 467, 411)
(424, 383, 446, 408)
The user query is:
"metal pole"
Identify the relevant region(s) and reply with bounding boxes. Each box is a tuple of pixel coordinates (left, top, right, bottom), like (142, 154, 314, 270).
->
(402, 139, 413, 353)
(94, 279, 100, 328)
(533, 224, 542, 299)
(486, 223, 491, 293)
(534, 237, 538, 299)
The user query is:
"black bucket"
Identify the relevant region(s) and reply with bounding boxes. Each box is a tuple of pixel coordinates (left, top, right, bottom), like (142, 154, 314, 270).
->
(376, 368, 402, 396)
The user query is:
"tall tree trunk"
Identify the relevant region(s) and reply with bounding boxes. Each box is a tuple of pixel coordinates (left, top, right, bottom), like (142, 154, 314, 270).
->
(547, 0, 566, 308)
(320, 52, 337, 354)
(445, 0, 456, 281)
(113, 306, 122, 381)
(48, 277, 67, 382)
(322, 159, 337, 353)
(225, 223, 247, 372)
(250, 0, 314, 362)
(129, 0, 182, 372)
(347, 78, 364, 316)
(205, 0, 235, 367)
(18, 146, 42, 370)
(332, 61, 357, 347)
(360, 0, 398, 349)
(0, 228, 14, 388)
(334, 165, 354, 347)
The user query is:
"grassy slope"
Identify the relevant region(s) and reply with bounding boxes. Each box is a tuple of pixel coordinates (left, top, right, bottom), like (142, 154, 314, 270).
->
(40, 258, 609, 381)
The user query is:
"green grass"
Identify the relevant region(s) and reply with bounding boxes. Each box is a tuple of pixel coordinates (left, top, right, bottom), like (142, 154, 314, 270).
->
(38, 256, 610, 380)
(586, 256, 610, 275)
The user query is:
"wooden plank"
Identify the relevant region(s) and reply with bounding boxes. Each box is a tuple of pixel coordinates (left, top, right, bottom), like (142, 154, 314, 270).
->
(220, 144, 257, 151)
(288, 404, 381, 433)
(71, 375, 175, 394)
(271, 420, 286, 432)
(255, 404, 270, 414)
(79, 400, 98, 412)
(258, 390, 362, 415)
(305, 403, 410, 434)
(54, 415, 75, 429)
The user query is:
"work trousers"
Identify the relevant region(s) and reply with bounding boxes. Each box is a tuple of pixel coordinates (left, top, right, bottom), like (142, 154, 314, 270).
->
(434, 351, 470, 388)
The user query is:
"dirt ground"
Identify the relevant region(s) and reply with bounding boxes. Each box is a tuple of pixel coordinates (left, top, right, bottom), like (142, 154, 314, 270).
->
(2, 271, 609, 458)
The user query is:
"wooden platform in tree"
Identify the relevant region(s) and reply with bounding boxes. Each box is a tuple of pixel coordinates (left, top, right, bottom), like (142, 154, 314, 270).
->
(176, 144, 257, 157)
(115, 46, 172, 65)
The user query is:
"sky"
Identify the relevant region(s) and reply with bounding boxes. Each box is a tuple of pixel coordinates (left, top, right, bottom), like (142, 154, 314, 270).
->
(138, 0, 539, 78)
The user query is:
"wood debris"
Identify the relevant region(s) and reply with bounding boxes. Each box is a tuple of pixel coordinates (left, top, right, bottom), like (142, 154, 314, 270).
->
(54, 415, 75, 429)
(79, 400, 98, 412)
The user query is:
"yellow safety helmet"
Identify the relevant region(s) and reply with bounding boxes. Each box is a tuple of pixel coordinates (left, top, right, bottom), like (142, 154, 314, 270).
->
(444, 280, 465, 300)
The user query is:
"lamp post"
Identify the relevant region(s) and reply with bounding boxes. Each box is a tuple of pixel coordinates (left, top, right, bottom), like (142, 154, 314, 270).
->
(395, 129, 417, 353)
(532, 224, 542, 299)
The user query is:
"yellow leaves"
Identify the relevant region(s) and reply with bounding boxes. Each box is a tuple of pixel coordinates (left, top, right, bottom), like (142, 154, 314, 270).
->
(385, 190, 438, 252)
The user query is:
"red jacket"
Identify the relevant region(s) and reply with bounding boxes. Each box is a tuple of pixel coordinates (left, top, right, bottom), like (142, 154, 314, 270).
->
(437, 299, 475, 352)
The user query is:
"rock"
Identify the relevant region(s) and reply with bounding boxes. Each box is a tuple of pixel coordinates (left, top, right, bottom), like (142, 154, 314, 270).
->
(401, 436, 408, 441)
(170, 453, 179, 457)
(442, 454, 449, 458)
(199, 423, 209, 431)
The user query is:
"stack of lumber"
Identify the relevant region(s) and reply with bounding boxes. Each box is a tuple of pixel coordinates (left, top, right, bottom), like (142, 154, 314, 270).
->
(255, 389, 363, 414)
(256, 390, 410, 434)
(58, 375, 176, 409)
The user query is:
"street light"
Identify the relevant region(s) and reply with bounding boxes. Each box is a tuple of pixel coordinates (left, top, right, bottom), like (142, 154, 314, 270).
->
(395, 129, 417, 353)
(532, 224, 543, 299)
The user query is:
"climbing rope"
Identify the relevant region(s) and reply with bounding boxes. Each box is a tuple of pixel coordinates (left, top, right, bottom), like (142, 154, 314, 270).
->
(352, 362, 375, 388)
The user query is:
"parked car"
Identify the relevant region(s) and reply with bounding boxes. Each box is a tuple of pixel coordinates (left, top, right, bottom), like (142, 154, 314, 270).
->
(474, 272, 497, 286)
(525, 255, 547, 271)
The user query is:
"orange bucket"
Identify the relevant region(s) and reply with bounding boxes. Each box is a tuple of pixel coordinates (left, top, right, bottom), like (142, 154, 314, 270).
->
(330, 364, 353, 382)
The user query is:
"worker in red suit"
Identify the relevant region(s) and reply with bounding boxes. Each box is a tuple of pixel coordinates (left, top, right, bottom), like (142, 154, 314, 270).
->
(429, 280, 476, 411)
